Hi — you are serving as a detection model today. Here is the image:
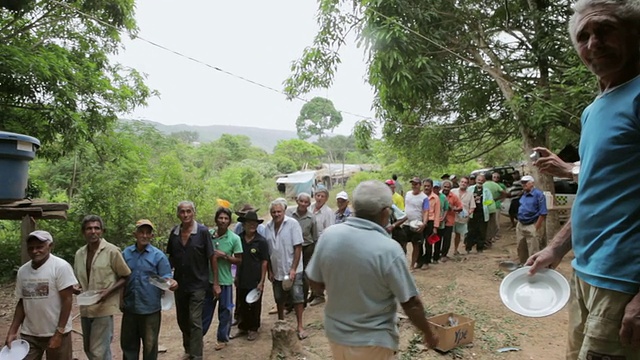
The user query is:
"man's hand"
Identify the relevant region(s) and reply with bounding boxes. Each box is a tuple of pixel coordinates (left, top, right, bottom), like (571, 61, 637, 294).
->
(257, 281, 264, 293)
(423, 331, 438, 349)
(213, 284, 221, 298)
(166, 278, 178, 291)
(386, 225, 394, 233)
(288, 269, 296, 282)
(48, 331, 63, 349)
(432, 227, 438, 235)
(72, 285, 82, 295)
(620, 295, 640, 348)
(214, 250, 226, 258)
(416, 225, 425, 233)
(4, 332, 17, 347)
(533, 147, 573, 178)
(97, 289, 109, 303)
(525, 247, 564, 275)
(268, 272, 274, 282)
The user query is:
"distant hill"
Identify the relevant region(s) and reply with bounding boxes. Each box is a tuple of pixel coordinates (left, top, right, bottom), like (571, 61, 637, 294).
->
(123, 119, 299, 152)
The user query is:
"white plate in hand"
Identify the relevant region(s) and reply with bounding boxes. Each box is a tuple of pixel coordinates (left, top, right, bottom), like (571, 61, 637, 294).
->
(0, 339, 30, 360)
(245, 288, 262, 304)
(500, 267, 570, 318)
(149, 275, 171, 290)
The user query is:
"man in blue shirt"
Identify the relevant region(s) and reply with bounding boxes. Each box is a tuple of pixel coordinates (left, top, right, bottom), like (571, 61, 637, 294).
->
(515, 176, 547, 265)
(528, 1, 640, 357)
(121, 219, 177, 360)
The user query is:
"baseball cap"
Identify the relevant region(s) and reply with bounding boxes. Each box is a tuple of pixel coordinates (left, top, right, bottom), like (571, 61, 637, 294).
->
(385, 179, 395, 186)
(135, 219, 155, 230)
(521, 175, 535, 183)
(409, 176, 421, 184)
(433, 181, 442, 188)
(450, 174, 457, 180)
(27, 230, 53, 242)
(336, 191, 349, 200)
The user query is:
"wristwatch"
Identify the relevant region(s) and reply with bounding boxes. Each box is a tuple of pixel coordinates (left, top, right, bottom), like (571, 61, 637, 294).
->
(571, 162, 580, 182)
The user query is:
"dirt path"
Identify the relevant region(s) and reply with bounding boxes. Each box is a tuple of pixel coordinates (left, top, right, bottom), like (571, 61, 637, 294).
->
(0, 217, 571, 359)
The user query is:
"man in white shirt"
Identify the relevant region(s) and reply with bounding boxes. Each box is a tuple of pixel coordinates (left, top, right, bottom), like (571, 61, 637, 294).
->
(404, 177, 429, 269)
(5, 230, 78, 360)
(309, 185, 334, 306)
(265, 199, 307, 340)
(451, 176, 476, 255)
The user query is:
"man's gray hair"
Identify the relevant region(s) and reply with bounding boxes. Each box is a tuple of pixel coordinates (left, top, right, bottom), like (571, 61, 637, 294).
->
(296, 192, 311, 201)
(176, 201, 196, 214)
(569, 0, 640, 46)
(442, 180, 453, 187)
(353, 180, 392, 221)
(270, 198, 288, 211)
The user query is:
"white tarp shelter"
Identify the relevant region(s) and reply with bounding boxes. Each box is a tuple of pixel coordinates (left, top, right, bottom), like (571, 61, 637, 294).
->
(276, 171, 316, 199)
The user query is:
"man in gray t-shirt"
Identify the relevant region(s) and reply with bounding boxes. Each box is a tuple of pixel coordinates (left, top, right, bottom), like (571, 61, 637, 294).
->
(306, 181, 438, 357)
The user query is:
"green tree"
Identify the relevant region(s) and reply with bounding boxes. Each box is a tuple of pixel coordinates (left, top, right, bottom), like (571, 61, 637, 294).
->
(0, 0, 154, 159)
(273, 139, 325, 170)
(295, 97, 343, 140)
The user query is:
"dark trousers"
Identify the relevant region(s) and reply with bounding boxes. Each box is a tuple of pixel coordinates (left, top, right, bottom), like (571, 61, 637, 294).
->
(302, 243, 316, 305)
(417, 220, 435, 266)
(175, 289, 205, 360)
(121, 311, 161, 360)
(202, 285, 233, 342)
(22, 332, 72, 360)
(237, 288, 263, 332)
(466, 215, 488, 251)
(439, 226, 454, 258)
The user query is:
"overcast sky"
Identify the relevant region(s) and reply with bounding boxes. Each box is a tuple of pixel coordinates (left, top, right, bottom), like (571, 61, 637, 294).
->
(111, 0, 375, 135)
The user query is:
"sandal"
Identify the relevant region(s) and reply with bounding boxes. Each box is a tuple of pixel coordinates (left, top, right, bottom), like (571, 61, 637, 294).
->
(214, 342, 227, 351)
(297, 331, 308, 340)
(229, 330, 247, 339)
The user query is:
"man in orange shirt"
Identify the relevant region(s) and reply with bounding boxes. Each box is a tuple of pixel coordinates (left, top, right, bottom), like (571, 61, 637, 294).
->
(440, 180, 462, 261)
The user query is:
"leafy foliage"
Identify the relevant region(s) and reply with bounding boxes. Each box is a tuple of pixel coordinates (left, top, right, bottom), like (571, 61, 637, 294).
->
(295, 97, 343, 139)
(273, 139, 325, 170)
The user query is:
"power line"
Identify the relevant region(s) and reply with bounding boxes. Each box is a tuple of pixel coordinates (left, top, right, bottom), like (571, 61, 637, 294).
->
(49, 0, 374, 122)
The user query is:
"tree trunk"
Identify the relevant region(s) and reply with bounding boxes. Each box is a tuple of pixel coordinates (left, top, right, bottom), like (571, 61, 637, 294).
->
(21, 215, 36, 265)
(269, 320, 306, 360)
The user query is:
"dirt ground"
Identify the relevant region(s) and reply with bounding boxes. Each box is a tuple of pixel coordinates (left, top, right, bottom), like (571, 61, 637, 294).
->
(0, 217, 572, 359)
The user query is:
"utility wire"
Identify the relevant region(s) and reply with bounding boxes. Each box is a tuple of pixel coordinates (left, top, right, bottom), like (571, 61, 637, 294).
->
(49, 0, 374, 122)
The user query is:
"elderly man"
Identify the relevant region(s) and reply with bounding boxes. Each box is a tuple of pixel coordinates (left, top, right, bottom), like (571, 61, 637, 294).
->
(334, 191, 352, 224)
(166, 201, 217, 360)
(527, 1, 640, 358)
(309, 185, 334, 306)
(74, 215, 131, 360)
(286, 193, 318, 307)
(515, 176, 547, 265)
(417, 178, 440, 268)
(233, 204, 266, 237)
(265, 198, 307, 339)
(5, 231, 77, 360)
(306, 181, 438, 359)
(121, 220, 177, 360)
(466, 175, 494, 254)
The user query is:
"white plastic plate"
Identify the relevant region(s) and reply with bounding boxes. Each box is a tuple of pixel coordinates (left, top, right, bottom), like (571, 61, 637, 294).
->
(161, 290, 174, 311)
(149, 275, 171, 290)
(76, 290, 101, 306)
(0, 339, 30, 360)
(500, 267, 570, 318)
(246, 288, 262, 304)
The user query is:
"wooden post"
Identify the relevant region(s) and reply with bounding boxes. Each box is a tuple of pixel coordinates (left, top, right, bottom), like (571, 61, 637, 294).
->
(20, 215, 36, 265)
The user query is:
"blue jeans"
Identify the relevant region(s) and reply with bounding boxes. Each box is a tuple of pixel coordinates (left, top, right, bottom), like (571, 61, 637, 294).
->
(201, 285, 233, 342)
(80, 316, 113, 360)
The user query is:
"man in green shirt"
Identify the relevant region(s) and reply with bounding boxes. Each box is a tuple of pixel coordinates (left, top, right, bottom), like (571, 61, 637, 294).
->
(482, 172, 507, 246)
(203, 208, 243, 351)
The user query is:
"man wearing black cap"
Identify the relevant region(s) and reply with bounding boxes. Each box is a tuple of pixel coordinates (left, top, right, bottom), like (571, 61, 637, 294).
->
(5, 230, 78, 359)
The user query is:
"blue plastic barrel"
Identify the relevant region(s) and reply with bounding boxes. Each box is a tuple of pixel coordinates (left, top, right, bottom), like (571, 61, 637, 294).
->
(0, 131, 40, 200)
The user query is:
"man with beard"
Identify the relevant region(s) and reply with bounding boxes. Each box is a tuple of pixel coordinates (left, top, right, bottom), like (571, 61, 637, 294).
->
(5, 231, 78, 360)
(74, 215, 131, 360)
(451, 177, 476, 255)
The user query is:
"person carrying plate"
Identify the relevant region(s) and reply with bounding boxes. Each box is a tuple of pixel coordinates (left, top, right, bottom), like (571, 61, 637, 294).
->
(121, 219, 177, 360)
(528, 0, 640, 358)
(230, 211, 269, 341)
(5, 230, 78, 360)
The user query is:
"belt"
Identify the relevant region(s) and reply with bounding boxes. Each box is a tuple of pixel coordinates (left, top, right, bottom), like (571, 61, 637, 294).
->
(518, 220, 536, 226)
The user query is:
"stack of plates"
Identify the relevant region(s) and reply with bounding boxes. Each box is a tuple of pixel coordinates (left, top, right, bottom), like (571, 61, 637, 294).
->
(499, 267, 570, 317)
(76, 290, 101, 306)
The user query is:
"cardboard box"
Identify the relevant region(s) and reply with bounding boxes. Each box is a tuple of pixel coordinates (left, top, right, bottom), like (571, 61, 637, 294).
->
(427, 313, 475, 352)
